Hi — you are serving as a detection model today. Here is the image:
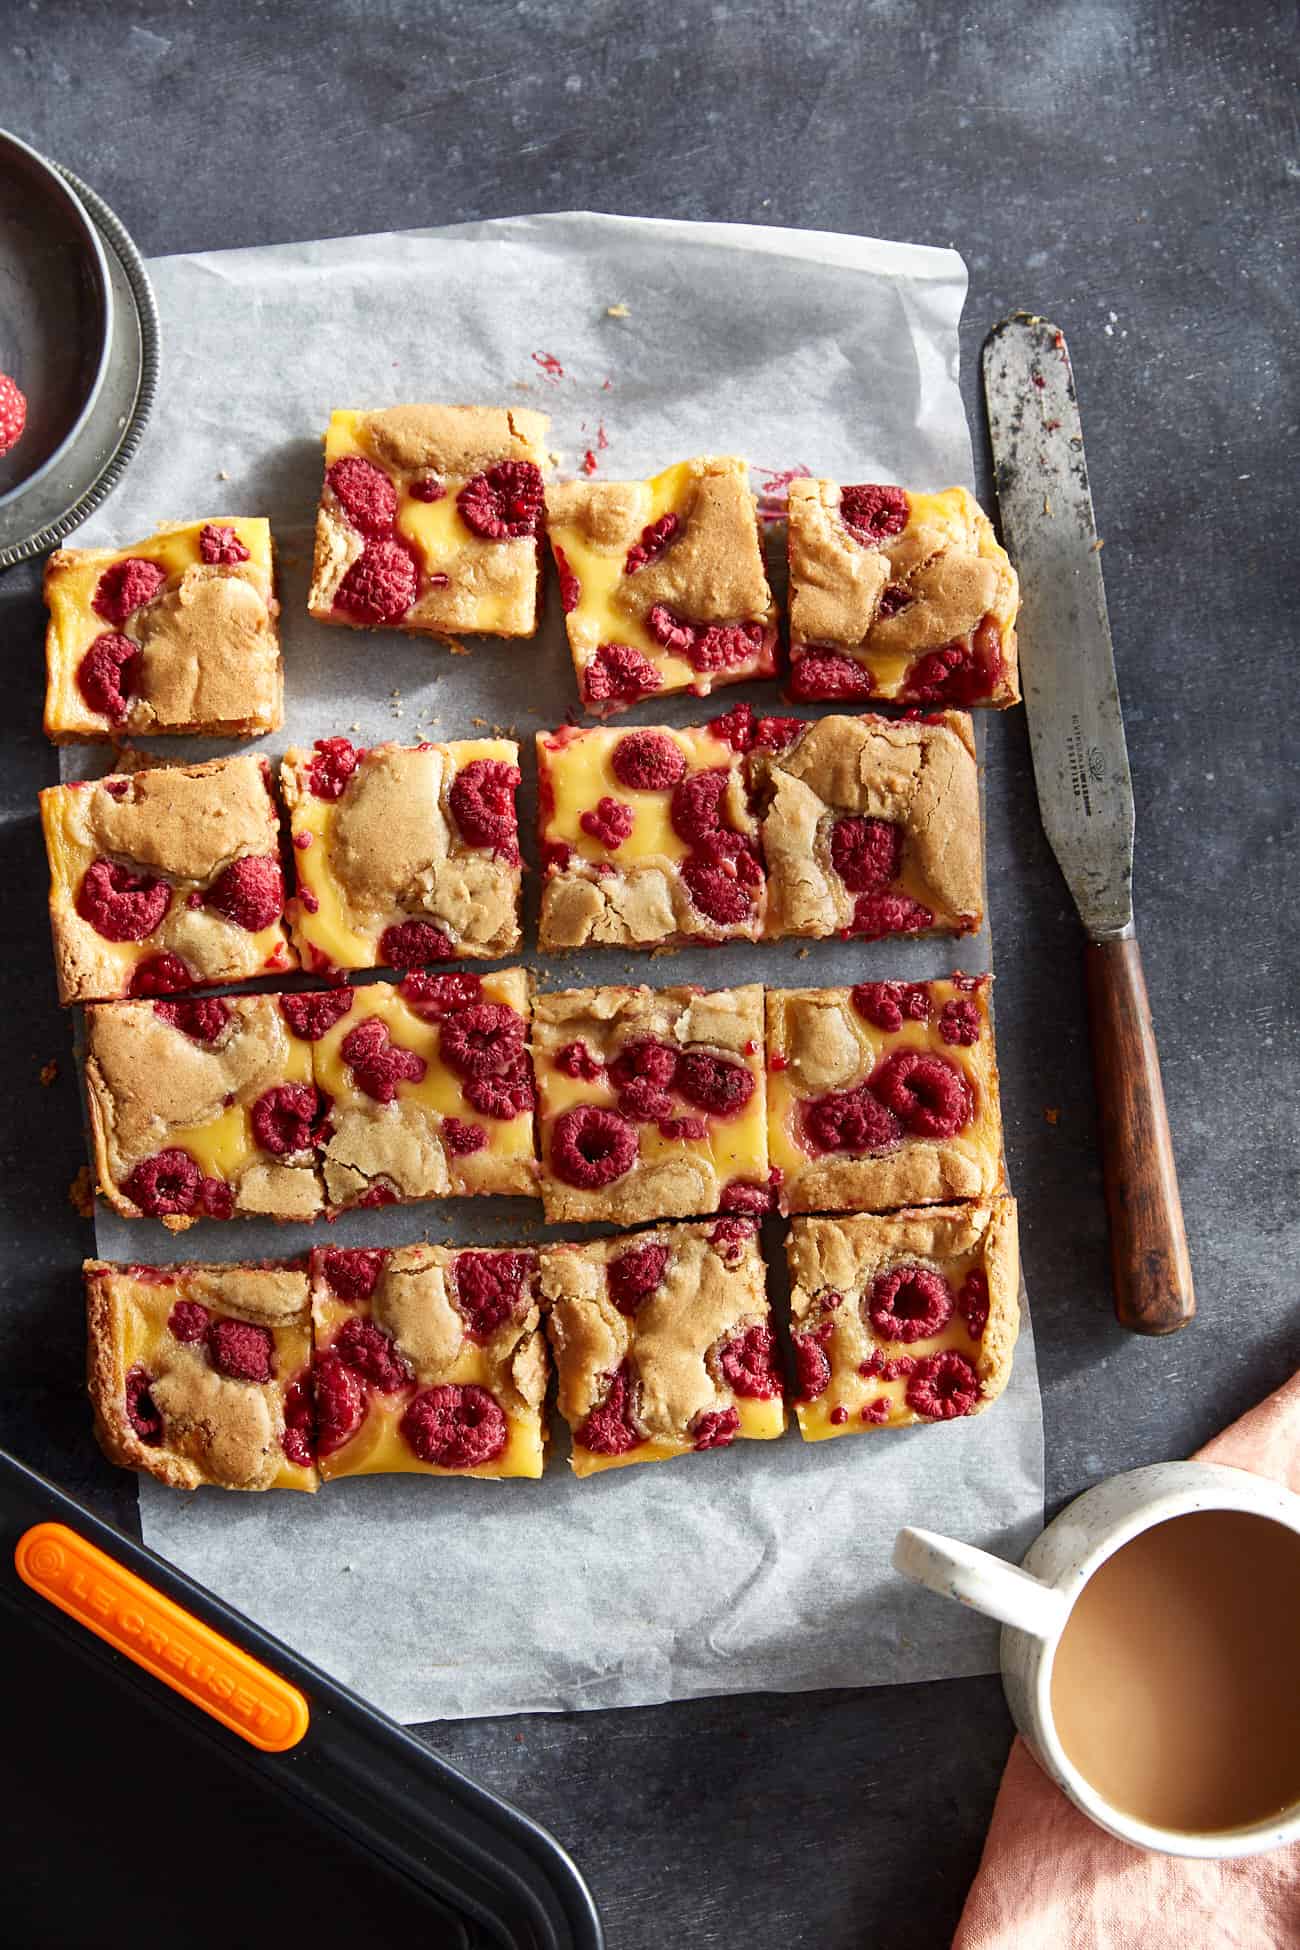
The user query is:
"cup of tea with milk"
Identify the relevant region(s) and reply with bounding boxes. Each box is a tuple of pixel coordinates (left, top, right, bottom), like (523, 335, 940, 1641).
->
(894, 1461, 1300, 1857)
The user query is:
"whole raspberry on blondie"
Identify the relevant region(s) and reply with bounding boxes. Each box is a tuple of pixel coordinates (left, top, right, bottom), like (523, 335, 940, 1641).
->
(44, 519, 282, 741)
(541, 1219, 785, 1476)
(308, 405, 549, 642)
(83, 994, 326, 1228)
(785, 481, 1019, 706)
(536, 720, 764, 948)
(533, 982, 769, 1225)
(766, 975, 1005, 1214)
(41, 753, 296, 1005)
(85, 1258, 318, 1491)
(546, 456, 778, 714)
(310, 970, 538, 1211)
(785, 1199, 1019, 1437)
(747, 711, 983, 941)
(308, 1242, 548, 1480)
(281, 736, 522, 973)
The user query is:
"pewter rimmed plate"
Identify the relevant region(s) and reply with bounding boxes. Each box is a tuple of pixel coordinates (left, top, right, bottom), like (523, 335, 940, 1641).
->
(0, 137, 159, 570)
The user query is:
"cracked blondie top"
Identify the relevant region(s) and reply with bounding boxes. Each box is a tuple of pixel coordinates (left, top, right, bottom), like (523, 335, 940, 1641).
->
(86, 1259, 317, 1492)
(44, 519, 282, 742)
(546, 456, 779, 714)
(541, 1219, 786, 1476)
(308, 405, 550, 641)
(41, 753, 296, 1005)
(746, 710, 983, 942)
(84, 993, 325, 1229)
(282, 736, 521, 973)
(310, 971, 538, 1211)
(766, 976, 1005, 1214)
(83, 971, 537, 1225)
(785, 1199, 1020, 1436)
(532, 983, 770, 1225)
(536, 721, 763, 949)
(308, 1243, 548, 1480)
(785, 482, 1019, 707)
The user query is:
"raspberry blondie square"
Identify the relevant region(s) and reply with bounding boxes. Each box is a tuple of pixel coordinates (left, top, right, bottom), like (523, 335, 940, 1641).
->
(84, 994, 326, 1227)
(309, 1244, 548, 1480)
(44, 519, 282, 741)
(281, 736, 521, 973)
(533, 983, 769, 1225)
(546, 456, 779, 714)
(744, 711, 983, 942)
(308, 406, 549, 640)
(785, 1199, 1020, 1437)
(308, 971, 537, 1212)
(767, 976, 1005, 1215)
(536, 721, 763, 948)
(541, 1219, 786, 1476)
(86, 1259, 317, 1491)
(41, 753, 296, 1005)
(786, 482, 1019, 706)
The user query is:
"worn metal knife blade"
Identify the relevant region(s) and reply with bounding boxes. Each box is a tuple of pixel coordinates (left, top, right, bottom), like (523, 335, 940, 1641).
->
(983, 313, 1194, 1336)
(983, 313, 1134, 938)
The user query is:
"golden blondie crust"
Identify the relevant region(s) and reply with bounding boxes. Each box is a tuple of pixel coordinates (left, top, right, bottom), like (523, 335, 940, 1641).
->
(85, 1258, 317, 1491)
(309, 971, 538, 1211)
(308, 1243, 548, 1480)
(281, 737, 521, 972)
(41, 753, 295, 1005)
(766, 976, 1005, 1215)
(536, 720, 764, 948)
(533, 983, 770, 1225)
(540, 1219, 785, 1475)
(786, 1199, 1020, 1435)
(84, 993, 325, 1228)
(546, 456, 778, 713)
(786, 482, 1019, 707)
(308, 405, 549, 641)
(749, 711, 982, 941)
(44, 519, 282, 742)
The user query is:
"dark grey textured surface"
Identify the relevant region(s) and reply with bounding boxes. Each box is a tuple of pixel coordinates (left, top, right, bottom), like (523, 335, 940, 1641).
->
(1, 4, 1297, 1945)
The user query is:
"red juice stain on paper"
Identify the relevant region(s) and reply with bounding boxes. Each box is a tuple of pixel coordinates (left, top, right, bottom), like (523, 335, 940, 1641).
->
(532, 351, 565, 383)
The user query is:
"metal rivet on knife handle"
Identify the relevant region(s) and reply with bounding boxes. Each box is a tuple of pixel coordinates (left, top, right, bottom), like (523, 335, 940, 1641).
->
(982, 312, 1196, 1336)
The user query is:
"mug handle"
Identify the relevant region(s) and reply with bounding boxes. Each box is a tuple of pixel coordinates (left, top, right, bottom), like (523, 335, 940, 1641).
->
(893, 1527, 1069, 1640)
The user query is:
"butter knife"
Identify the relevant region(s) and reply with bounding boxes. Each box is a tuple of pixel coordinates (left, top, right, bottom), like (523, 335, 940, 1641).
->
(983, 312, 1195, 1335)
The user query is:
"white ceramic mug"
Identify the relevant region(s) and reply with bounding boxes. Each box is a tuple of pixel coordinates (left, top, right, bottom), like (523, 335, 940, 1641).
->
(894, 1460, 1300, 1858)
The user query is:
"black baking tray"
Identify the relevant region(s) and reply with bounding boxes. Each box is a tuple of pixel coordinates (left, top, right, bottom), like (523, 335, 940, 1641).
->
(0, 1448, 603, 1950)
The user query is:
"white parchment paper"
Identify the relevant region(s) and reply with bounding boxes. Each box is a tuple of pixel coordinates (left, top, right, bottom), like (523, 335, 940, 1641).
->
(70, 214, 1044, 1723)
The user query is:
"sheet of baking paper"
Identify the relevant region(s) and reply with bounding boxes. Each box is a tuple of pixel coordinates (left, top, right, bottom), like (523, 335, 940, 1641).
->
(69, 213, 1044, 1723)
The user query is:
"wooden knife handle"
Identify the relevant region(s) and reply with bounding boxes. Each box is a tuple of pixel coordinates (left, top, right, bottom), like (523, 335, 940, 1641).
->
(1084, 935, 1196, 1335)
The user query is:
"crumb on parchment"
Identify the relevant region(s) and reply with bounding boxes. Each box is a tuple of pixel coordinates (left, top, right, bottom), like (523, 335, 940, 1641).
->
(69, 1166, 95, 1218)
(39, 1059, 58, 1087)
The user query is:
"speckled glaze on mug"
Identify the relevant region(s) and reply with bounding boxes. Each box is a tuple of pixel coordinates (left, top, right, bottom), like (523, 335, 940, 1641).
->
(894, 1461, 1300, 1859)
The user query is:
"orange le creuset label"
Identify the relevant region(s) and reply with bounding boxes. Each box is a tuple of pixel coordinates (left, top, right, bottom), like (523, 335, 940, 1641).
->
(15, 1522, 309, 1753)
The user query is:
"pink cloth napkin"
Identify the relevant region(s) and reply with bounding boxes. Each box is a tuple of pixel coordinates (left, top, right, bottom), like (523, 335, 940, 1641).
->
(953, 1371, 1300, 1950)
